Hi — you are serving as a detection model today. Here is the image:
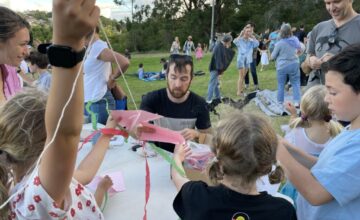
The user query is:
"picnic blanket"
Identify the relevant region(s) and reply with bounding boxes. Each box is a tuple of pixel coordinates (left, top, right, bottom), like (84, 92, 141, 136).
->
(254, 89, 296, 116)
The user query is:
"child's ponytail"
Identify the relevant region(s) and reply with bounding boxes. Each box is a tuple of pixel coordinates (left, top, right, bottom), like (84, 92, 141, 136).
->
(268, 163, 285, 184)
(207, 157, 224, 185)
(328, 120, 343, 137)
(289, 115, 311, 129)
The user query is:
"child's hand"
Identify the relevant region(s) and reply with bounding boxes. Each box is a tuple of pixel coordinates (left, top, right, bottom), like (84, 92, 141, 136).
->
(129, 123, 156, 140)
(174, 144, 192, 162)
(284, 102, 297, 116)
(105, 116, 119, 129)
(52, 0, 100, 49)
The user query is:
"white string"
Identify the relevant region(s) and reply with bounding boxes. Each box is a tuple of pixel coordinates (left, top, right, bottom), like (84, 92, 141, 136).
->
(98, 20, 142, 127)
(1, 18, 143, 210)
(98, 20, 138, 111)
(0, 31, 95, 210)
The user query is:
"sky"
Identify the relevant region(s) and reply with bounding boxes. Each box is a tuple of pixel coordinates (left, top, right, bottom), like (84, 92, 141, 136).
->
(1, 0, 153, 20)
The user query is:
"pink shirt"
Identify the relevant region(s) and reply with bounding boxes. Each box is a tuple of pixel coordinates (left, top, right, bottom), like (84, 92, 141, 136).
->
(1, 64, 21, 100)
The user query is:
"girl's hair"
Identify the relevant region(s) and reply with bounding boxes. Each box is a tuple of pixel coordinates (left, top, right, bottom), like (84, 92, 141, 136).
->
(290, 85, 342, 136)
(0, 89, 47, 217)
(207, 112, 284, 188)
(279, 23, 292, 39)
(260, 43, 267, 50)
(0, 6, 30, 43)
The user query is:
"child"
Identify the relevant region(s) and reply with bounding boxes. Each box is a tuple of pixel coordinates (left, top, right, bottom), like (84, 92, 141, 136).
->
(0, 1, 115, 219)
(28, 51, 52, 92)
(279, 85, 342, 204)
(259, 44, 269, 71)
(277, 44, 360, 220)
(138, 63, 144, 79)
(172, 112, 297, 220)
(195, 43, 203, 60)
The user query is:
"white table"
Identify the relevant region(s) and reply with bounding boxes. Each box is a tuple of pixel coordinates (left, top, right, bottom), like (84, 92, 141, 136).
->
(77, 137, 179, 220)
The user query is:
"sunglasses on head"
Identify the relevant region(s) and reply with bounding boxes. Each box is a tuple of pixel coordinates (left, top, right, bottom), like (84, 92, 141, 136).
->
(169, 54, 193, 62)
(328, 28, 338, 45)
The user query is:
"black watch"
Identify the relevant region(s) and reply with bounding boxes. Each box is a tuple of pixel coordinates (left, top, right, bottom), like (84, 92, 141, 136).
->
(38, 44, 86, 68)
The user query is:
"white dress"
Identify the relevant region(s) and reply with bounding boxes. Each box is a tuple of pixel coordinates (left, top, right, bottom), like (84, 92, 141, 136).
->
(260, 50, 269, 65)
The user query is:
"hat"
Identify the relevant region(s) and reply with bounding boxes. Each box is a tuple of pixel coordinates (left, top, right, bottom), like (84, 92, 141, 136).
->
(222, 34, 233, 43)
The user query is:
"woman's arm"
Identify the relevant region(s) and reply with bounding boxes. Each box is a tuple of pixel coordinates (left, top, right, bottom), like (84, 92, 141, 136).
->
(98, 48, 130, 79)
(39, 0, 100, 205)
(270, 45, 279, 60)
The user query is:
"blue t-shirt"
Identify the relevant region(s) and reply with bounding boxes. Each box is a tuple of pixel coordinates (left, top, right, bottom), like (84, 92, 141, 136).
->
(297, 128, 360, 220)
(269, 31, 279, 49)
(233, 37, 259, 63)
(37, 71, 51, 92)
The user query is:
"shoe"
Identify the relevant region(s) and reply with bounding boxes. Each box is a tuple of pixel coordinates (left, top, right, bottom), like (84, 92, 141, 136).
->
(254, 85, 260, 91)
(294, 102, 300, 109)
(245, 84, 249, 89)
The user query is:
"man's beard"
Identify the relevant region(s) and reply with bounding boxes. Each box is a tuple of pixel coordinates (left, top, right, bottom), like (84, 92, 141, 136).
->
(167, 82, 190, 99)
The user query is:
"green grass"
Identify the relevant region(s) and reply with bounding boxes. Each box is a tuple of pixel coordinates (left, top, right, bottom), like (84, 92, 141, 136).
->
(116, 52, 289, 134)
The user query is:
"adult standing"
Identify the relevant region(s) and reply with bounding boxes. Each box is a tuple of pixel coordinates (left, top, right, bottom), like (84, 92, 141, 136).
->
(183, 36, 195, 56)
(268, 27, 279, 54)
(170, 36, 181, 54)
(84, 26, 130, 125)
(0, 6, 30, 105)
(295, 24, 307, 43)
(243, 22, 260, 91)
(233, 25, 259, 97)
(206, 34, 235, 103)
(141, 54, 211, 152)
(271, 23, 302, 107)
(307, 0, 360, 86)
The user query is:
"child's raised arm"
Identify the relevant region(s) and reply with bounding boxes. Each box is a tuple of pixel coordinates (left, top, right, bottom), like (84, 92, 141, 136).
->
(39, 0, 100, 205)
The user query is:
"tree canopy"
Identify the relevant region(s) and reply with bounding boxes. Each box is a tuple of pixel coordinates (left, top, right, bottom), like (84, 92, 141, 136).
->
(23, 0, 360, 53)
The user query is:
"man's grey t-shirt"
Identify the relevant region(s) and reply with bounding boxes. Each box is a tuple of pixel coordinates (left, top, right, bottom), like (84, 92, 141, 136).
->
(307, 15, 360, 84)
(308, 15, 360, 58)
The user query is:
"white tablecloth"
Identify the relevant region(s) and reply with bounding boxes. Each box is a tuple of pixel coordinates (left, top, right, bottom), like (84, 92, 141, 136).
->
(76, 137, 178, 220)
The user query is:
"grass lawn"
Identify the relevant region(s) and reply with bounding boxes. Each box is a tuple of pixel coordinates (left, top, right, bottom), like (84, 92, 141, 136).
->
(116, 52, 289, 134)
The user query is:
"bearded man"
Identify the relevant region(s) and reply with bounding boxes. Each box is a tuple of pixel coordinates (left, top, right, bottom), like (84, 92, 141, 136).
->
(140, 54, 211, 152)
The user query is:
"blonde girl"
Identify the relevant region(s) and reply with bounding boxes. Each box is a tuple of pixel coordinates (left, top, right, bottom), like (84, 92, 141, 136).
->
(280, 85, 342, 203)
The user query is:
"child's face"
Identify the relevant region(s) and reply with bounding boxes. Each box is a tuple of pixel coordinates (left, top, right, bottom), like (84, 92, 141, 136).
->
(325, 70, 360, 123)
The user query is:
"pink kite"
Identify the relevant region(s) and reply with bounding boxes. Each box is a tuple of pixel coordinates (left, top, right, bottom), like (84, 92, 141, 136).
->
(139, 122, 185, 145)
(111, 110, 162, 130)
